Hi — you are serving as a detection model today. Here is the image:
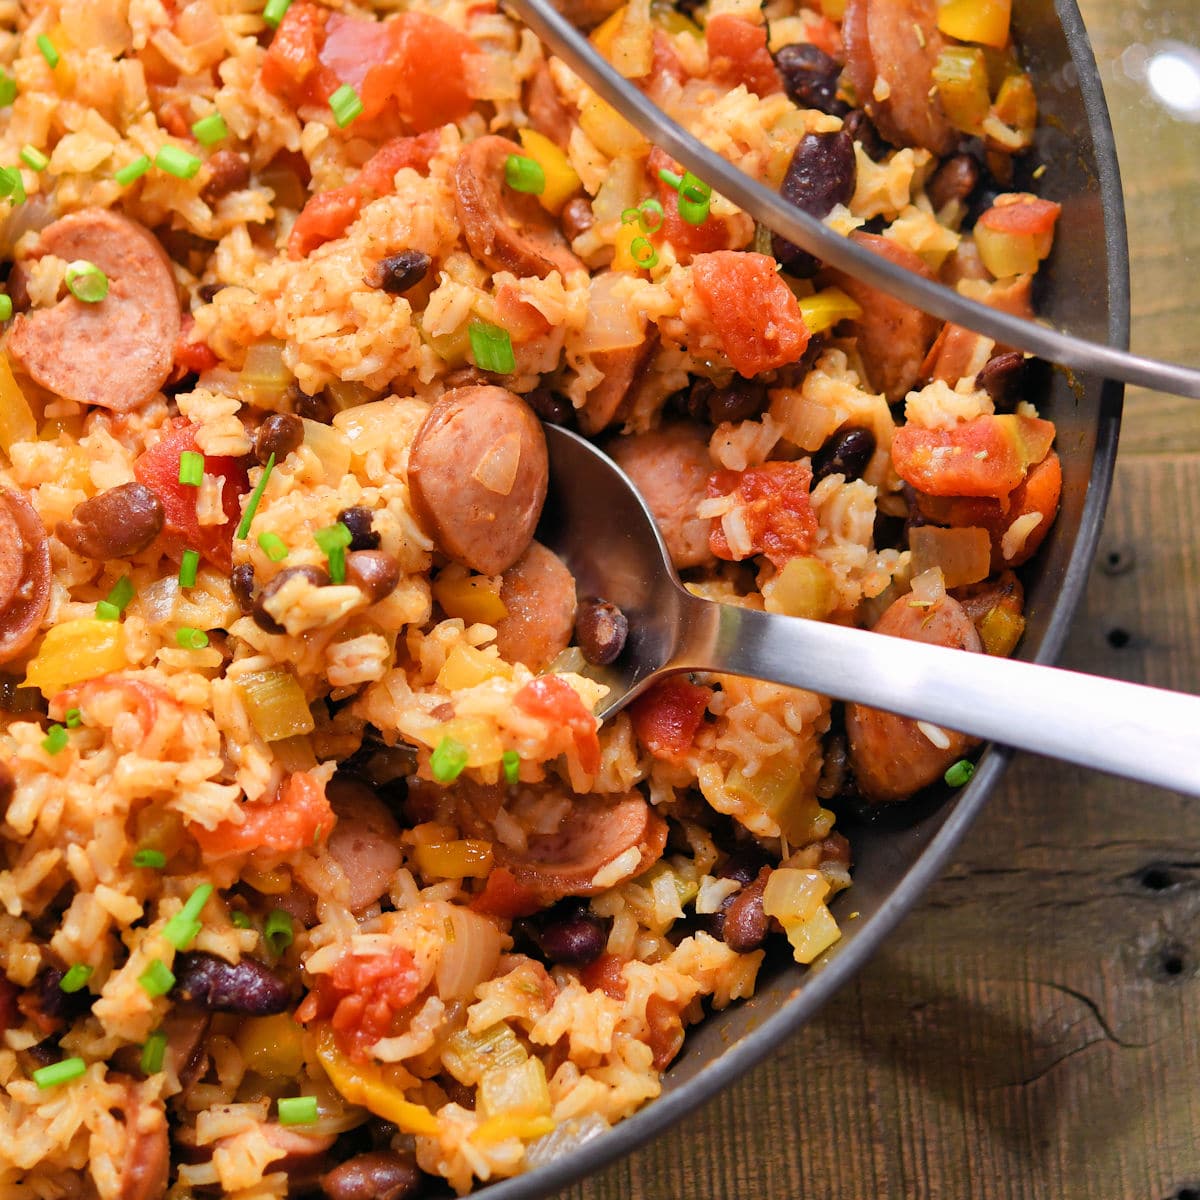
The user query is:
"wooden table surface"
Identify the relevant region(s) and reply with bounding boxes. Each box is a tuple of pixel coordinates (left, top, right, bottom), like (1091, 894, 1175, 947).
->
(568, 2, 1200, 1197)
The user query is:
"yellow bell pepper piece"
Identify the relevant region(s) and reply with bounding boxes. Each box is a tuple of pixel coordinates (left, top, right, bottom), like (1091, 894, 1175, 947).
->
(0, 354, 37, 456)
(612, 219, 656, 273)
(936, 0, 1012, 50)
(973, 223, 1041, 278)
(979, 604, 1025, 657)
(315, 1028, 440, 1136)
(763, 556, 839, 620)
(411, 839, 494, 880)
(650, 0, 701, 37)
(24, 619, 128, 698)
(589, 5, 627, 59)
(432, 571, 507, 625)
(992, 72, 1037, 141)
(437, 644, 509, 692)
(796, 287, 863, 336)
(723, 755, 834, 846)
(517, 129, 581, 216)
(237, 1014, 306, 1078)
(932, 47, 991, 135)
(579, 97, 647, 158)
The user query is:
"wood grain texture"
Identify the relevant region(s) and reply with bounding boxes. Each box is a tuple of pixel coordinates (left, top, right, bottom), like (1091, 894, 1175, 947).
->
(566, 1, 1200, 1196)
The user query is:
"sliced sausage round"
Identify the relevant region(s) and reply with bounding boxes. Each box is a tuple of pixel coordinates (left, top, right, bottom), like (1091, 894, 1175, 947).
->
(325, 777, 404, 912)
(578, 335, 658, 436)
(113, 1080, 170, 1200)
(846, 592, 982, 802)
(8, 209, 180, 411)
(408, 386, 549, 576)
(609, 423, 716, 570)
(454, 135, 584, 280)
(492, 541, 578, 672)
(0, 489, 50, 665)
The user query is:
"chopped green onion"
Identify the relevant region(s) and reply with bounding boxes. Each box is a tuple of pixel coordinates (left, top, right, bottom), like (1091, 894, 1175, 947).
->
(107, 576, 135, 613)
(504, 153, 546, 195)
(502, 749, 520, 786)
(658, 167, 682, 191)
(431, 736, 468, 784)
(263, 0, 293, 27)
(630, 236, 658, 269)
(944, 759, 975, 788)
(468, 319, 515, 375)
(179, 549, 200, 588)
(138, 958, 175, 998)
(278, 1095, 319, 1126)
(36, 35, 59, 69)
(231, 910, 254, 930)
(64, 707, 82, 729)
(163, 883, 213, 949)
(59, 964, 93, 993)
(0, 72, 16, 108)
(178, 450, 204, 487)
(0, 166, 24, 206)
(314, 522, 352, 584)
(95, 600, 121, 621)
(257, 531, 288, 562)
(329, 84, 363, 129)
(133, 848, 167, 869)
(20, 145, 48, 172)
(677, 172, 712, 225)
(42, 724, 68, 755)
(156, 145, 202, 180)
(140, 1031, 167, 1075)
(264, 908, 293, 956)
(33, 1058, 85, 1089)
(0, 295, 11, 322)
(236, 453, 274, 539)
(191, 112, 228, 147)
(175, 626, 209, 650)
(65, 260, 109, 304)
(637, 197, 664, 234)
(115, 155, 151, 187)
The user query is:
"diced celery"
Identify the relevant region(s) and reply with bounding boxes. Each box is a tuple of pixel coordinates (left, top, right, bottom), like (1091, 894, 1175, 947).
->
(723, 757, 834, 846)
(932, 47, 991, 135)
(301, 418, 351, 480)
(979, 604, 1025, 656)
(763, 557, 838, 620)
(782, 902, 842, 964)
(239, 341, 292, 408)
(479, 1056, 551, 1121)
(444, 1022, 528, 1086)
(236, 668, 315, 742)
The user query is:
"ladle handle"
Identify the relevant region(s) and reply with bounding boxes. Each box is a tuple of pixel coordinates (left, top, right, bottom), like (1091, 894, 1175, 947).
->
(681, 599, 1200, 796)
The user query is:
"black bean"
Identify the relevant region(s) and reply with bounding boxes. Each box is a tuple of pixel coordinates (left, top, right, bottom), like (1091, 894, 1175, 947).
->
(774, 43, 847, 116)
(975, 351, 1026, 410)
(336, 506, 381, 551)
(673, 378, 713, 423)
(197, 283, 226, 304)
(525, 387, 574, 426)
(252, 565, 330, 634)
(927, 153, 980, 213)
(538, 906, 607, 966)
(705, 380, 767, 425)
(295, 388, 334, 424)
(575, 598, 628, 666)
(771, 131, 857, 275)
(561, 196, 595, 243)
(56, 483, 164, 560)
(723, 869, 770, 953)
(173, 952, 290, 1015)
(366, 250, 431, 296)
(231, 564, 255, 614)
(716, 845, 772, 886)
(254, 413, 304, 466)
(201, 150, 251, 204)
(345, 550, 400, 603)
(812, 426, 876, 484)
(321, 1151, 424, 1200)
(31, 966, 87, 1023)
(842, 110, 887, 162)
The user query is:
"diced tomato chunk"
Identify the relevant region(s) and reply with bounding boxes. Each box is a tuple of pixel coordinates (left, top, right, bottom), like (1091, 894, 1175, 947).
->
(892, 414, 1056, 500)
(645, 993, 685, 1069)
(705, 14, 782, 97)
(513, 676, 601, 775)
(977, 195, 1062, 237)
(707, 460, 819, 567)
(51, 676, 170, 740)
(0, 976, 18, 1035)
(174, 314, 220, 378)
(133, 418, 249, 570)
(261, 1, 336, 106)
(629, 677, 711, 763)
(580, 952, 628, 1000)
(692, 251, 811, 377)
(296, 947, 422, 1060)
(190, 771, 335, 861)
(471, 866, 543, 918)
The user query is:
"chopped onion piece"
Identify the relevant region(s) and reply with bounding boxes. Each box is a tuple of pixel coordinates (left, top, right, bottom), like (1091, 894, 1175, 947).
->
(909, 525, 992, 589)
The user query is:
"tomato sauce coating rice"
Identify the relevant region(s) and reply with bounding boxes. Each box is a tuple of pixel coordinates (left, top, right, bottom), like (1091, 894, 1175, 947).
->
(0, 0, 1062, 1194)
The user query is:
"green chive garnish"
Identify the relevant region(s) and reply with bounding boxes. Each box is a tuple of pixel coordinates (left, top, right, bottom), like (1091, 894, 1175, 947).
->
(64, 707, 82, 728)
(20, 145, 47, 172)
(59, 964, 92, 993)
(431, 736, 468, 784)
(64, 260, 109, 303)
(155, 145, 201, 180)
(115, 155, 151, 187)
(329, 84, 363, 128)
(231, 910, 253, 930)
(0, 166, 24, 206)
(191, 112, 228, 147)
(314, 522, 352, 584)
(107, 576, 135, 613)
(263, 908, 293, 956)
(676, 172, 712, 225)
(263, 0, 293, 28)
(504, 153, 546, 195)
(133, 848, 167, 869)
(236, 453, 274, 539)
(277, 1095, 319, 1125)
(175, 626, 209, 650)
(657, 167, 682, 191)
(95, 600, 120, 621)
(257, 531, 288, 562)
(36, 35, 59, 69)
(138, 959, 175, 998)
(42, 724, 67, 754)
(163, 884, 213, 949)
(0, 295, 12, 322)
(468, 319, 515, 375)
(178, 549, 200, 588)
(140, 1031, 167, 1074)
(630, 236, 658, 269)
(33, 1058, 85, 1088)
(0, 72, 16, 107)
(178, 450, 204, 487)
(944, 759, 975, 788)
(502, 749, 520, 786)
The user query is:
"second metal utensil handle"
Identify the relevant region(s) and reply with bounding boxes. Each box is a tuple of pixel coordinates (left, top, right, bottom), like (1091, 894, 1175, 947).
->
(683, 598, 1200, 796)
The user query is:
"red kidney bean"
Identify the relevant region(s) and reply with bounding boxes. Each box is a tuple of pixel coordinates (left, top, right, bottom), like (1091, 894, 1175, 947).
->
(575, 598, 628, 666)
(537, 903, 608, 966)
(975, 351, 1026, 410)
(321, 1151, 424, 1200)
(525, 387, 575, 427)
(57, 482, 164, 559)
(722, 867, 771, 953)
(173, 952, 290, 1015)
(842, 110, 887, 162)
(812, 426, 876, 484)
(771, 131, 857, 275)
(774, 43, 848, 115)
(927, 153, 980, 213)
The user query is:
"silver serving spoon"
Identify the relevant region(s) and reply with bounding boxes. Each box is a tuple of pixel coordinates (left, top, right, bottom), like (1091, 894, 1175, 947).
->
(537, 423, 1200, 797)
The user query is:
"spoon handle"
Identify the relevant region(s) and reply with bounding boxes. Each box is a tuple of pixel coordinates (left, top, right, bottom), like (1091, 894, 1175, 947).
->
(682, 599, 1200, 796)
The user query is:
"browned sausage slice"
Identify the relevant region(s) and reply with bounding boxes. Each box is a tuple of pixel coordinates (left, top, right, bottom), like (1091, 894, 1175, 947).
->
(609, 423, 716, 570)
(493, 541, 578, 671)
(825, 232, 942, 402)
(525, 63, 575, 151)
(577, 335, 658, 436)
(113, 1080, 170, 1200)
(9, 209, 180, 411)
(496, 791, 668, 901)
(409, 386, 549, 576)
(454, 135, 584, 280)
(846, 592, 982, 803)
(0, 489, 50, 665)
(325, 777, 403, 912)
